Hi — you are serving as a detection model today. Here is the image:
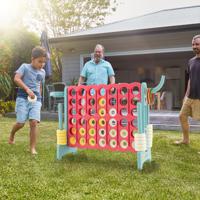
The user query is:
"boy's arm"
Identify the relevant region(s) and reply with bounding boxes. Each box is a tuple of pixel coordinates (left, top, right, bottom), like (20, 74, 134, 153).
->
(40, 82, 42, 95)
(14, 73, 35, 98)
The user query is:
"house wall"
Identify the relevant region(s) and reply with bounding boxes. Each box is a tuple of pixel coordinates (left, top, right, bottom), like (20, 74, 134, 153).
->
(51, 28, 200, 109)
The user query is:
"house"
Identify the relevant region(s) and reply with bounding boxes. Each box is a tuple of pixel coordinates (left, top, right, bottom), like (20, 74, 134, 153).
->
(49, 6, 200, 110)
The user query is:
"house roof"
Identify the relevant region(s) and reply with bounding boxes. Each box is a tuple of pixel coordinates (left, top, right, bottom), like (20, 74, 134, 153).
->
(49, 6, 200, 42)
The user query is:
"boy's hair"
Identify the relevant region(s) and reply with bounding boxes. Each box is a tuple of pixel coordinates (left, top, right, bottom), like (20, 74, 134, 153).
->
(31, 46, 47, 59)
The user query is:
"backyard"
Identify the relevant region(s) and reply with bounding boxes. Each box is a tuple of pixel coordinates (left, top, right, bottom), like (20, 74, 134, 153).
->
(1, 117, 200, 199)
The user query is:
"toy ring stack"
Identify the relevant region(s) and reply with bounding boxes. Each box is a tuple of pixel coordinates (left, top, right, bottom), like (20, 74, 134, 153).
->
(69, 136, 76, 145)
(71, 127, 76, 135)
(99, 118, 106, 127)
(89, 138, 96, 146)
(28, 95, 37, 103)
(89, 128, 96, 136)
(120, 140, 128, 149)
(89, 118, 96, 126)
(99, 138, 106, 147)
(109, 108, 117, 117)
(120, 129, 128, 138)
(79, 138, 86, 146)
(99, 98, 106, 106)
(79, 128, 86, 136)
(98, 108, 106, 117)
(99, 129, 106, 137)
(109, 129, 117, 137)
(110, 139, 117, 148)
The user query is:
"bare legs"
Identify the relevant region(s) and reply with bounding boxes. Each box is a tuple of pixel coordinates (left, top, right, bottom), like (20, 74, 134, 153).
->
(29, 120, 38, 154)
(9, 123, 25, 144)
(9, 120, 39, 154)
(179, 114, 190, 144)
(174, 113, 190, 145)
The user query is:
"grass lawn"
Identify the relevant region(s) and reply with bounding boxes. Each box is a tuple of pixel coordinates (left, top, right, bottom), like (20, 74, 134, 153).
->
(1, 117, 200, 200)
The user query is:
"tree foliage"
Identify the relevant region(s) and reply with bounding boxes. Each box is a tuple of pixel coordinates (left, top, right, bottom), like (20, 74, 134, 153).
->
(0, 28, 39, 99)
(30, 0, 117, 37)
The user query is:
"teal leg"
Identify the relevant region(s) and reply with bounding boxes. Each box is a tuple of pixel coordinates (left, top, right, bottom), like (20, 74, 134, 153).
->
(57, 145, 77, 160)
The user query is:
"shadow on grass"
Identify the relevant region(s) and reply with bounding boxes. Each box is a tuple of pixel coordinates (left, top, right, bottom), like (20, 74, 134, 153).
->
(60, 151, 135, 171)
(58, 151, 160, 173)
(141, 161, 160, 174)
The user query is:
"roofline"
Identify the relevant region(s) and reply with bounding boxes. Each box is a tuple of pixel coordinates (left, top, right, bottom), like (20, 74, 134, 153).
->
(49, 24, 200, 44)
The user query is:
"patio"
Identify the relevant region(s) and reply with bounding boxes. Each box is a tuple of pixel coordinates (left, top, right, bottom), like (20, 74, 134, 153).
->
(5, 110, 200, 131)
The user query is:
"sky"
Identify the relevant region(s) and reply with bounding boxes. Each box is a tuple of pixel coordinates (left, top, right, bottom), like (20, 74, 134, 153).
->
(106, 0, 200, 23)
(0, 0, 199, 32)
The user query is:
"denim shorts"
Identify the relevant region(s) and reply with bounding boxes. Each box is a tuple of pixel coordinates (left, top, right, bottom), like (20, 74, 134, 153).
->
(15, 97, 42, 123)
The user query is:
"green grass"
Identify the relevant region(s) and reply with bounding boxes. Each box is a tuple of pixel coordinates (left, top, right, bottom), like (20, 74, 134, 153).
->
(1, 117, 200, 200)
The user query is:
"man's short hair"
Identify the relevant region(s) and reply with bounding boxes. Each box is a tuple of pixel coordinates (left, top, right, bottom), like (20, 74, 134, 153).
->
(193, 35, 200, 41)
(32, 46, 47, 59)
(94, 44, 105, 52)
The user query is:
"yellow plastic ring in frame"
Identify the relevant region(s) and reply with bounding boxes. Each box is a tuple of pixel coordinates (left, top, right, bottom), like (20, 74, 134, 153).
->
(79, 128, 86, 136)
(89, 128, 96, 136)
(99, 118, 106, 127)
(89, 138, 96, 146)
(98, 108, 106, 117)
(69, 136, 76, 145)
(79, 137, 86, 146)
(57, 129, 67, 145)
(99, 98, 106, 106)
(71, 127, 76, 135)
(89, 118, 96, 127)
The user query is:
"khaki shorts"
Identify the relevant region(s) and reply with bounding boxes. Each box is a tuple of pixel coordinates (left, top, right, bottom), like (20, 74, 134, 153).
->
(180, 97, 200, 120)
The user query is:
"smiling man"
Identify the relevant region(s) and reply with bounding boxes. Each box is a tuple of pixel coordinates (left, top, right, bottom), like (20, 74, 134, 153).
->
(175, 35, 200, 145)
(78, 44, 115, 86)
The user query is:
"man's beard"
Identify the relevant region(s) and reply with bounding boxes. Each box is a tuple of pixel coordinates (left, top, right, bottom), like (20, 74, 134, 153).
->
(193, 48, 200, 55)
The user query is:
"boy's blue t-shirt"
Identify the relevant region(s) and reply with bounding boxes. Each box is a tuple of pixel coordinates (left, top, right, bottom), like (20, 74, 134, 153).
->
(16, 63, 45, 101)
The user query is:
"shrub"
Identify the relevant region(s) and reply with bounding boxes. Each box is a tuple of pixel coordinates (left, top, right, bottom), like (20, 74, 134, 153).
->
(0, 100, 15, 115)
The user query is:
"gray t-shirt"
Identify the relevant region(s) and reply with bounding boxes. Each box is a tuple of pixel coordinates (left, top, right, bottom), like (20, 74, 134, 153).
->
(16, 63, 45, 100)
(188, 57, 200, 99)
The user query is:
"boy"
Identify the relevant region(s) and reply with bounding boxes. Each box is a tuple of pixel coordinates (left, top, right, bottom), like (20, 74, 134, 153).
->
(8, 46, 46, 155)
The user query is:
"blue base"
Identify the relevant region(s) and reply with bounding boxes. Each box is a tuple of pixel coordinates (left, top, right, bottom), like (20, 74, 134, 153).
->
(57, 145, 77, 160)
(137, 148, 151, 170)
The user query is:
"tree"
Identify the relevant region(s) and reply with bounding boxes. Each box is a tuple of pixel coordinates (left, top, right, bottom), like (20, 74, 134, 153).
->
(29, 0, 117, 37)
(0, 38, 13, 99)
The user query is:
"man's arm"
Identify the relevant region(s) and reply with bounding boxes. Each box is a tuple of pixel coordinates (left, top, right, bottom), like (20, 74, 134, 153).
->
(14, 73, 35, 98)
(109, 75, 115, 84)
(78, 76, 86, 86)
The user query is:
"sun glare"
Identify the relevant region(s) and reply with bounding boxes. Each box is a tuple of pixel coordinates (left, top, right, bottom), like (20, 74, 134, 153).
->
(0, 0, 22, 27)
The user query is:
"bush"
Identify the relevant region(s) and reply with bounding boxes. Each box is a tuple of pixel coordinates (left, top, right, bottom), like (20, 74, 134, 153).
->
(0, 100, 15, 115)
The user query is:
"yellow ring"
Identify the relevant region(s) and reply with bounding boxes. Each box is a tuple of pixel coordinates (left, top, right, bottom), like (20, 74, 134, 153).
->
(89, 138, 96, 146)
(69, 136, 76, 145)
(79, 138, 86, 146)
(98, 108, 106, 117)
(99, 98, 106, 106)
(79, 128, 86, 136)
(71, 127, 76, 135)
(56, 130, 67, 145)
(99, 118, 106, 127)
(89, 118, 96, 127)
(89, 128, 96, 136)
